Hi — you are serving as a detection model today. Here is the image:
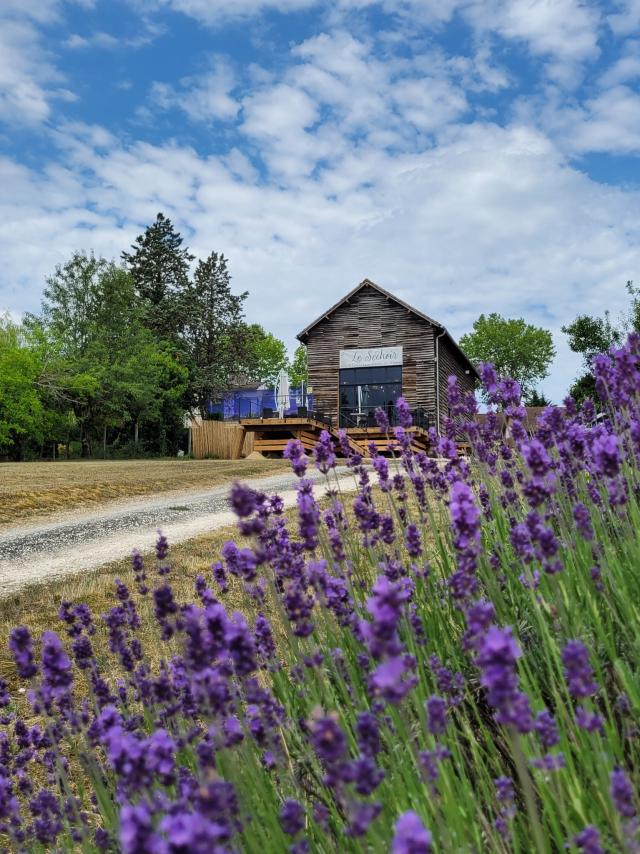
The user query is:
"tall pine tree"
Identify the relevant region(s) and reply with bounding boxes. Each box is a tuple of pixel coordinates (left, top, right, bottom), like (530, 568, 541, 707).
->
(184, 252, 248, 414)
(122, 213, 194, 342)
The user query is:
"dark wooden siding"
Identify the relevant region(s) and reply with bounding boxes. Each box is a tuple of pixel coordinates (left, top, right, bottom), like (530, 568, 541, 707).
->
(305, 284, 436, 424)
(437, 335, 476, 432)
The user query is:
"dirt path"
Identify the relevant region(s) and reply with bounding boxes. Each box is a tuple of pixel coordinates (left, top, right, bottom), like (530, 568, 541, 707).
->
(0, 468, 356, 596)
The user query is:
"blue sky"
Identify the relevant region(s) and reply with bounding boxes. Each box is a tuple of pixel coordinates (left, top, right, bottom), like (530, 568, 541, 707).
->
(2, 0, 640, 401)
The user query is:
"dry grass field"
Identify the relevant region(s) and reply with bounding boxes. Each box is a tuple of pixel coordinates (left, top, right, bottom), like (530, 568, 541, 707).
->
(0, 522, 248, 694)
(0, 458, 288, 527)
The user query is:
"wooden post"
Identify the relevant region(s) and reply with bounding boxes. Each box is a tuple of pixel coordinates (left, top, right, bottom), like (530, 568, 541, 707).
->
(232, 427, 246, 460)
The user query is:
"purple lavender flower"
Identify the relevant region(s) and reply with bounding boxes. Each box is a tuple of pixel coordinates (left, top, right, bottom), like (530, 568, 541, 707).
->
(575, 706, 603, 734)
(284, 439, 307, 477)
(478, 363, 499, 398)
(225, 612, 257, 677)
(462, 599, 495, 651)
(145, 730, 176, 784)
(9, 627, 38, 679)
(375, 407, 390, 432)
(448, 480, 481, 602)
(155, 530, 169, 561)
(610, 767, 636, 818)
(297, 481, 320, 551)
(531, 752, 565, 771)
(361, 575, 410, 659)
(120, 802, 166, 854)
(279, 800, 305, 836)
(593, 433, 620, 477)
(29, 789, 63, 844)
(405, 524, 422, 558)
(230, 482, 260, 517)
(534, 709, 559, 749)
(476, 626, 533, 733)
(159, 811, 229, 850)
(573, 826, 604, 854)
(40, 632, 73, 705)
(419, 744, 451, 792)
(425, 696, 448, 737)
(495, 776, 514, 803)
(254, 613, 276, 662)
(522, 439, 552, 478)
(356, 711, 381, 757)
(311, 715, 347, 766)
(347, 802, 382, 837)
(493, 776, 516, 840)
(572, 503, 594, 541)
(369, 655, 417, 704)
(395, 397, 413, 429)
(348, 755, 385, 796)
(562, 640, 598, 699)
(314, 431, 336, 473)
(392, 811, 432, 853)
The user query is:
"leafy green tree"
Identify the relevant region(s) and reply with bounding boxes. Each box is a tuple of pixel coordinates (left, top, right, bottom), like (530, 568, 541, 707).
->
(242, 325, 288, 387)
(562, 281, 640, 404)
(459, 313, 555, 400)
(183, 252, 248, 414)
(561, 313, 621, 363)
(115, 333, 188, 449)
(525, 389, 551, 407)
(27, 253, 109, 358)
(122, 213, 194, 341)
(0, 315, 44, 458)
(289, 345, 308, 387)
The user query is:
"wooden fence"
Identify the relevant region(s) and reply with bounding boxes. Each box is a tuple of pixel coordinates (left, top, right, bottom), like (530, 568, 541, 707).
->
(191, 421, 254, 460)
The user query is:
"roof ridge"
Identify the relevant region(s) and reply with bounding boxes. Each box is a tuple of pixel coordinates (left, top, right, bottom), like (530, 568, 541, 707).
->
(295, 278, 479, 379)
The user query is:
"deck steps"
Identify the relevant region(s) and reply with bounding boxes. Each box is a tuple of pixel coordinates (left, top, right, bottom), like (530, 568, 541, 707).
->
(240, 416, 440, 458)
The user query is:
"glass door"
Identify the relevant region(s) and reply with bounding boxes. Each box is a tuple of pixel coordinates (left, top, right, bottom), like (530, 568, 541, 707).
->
(339, 366, 402, 427)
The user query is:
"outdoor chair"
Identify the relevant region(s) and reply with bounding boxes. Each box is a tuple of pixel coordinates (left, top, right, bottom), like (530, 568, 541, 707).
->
(297, 405, 308, 417)
(262, 407, 274, 419)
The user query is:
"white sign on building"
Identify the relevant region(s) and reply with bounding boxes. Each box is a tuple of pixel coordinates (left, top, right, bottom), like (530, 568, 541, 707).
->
(339, 346, 403, 369)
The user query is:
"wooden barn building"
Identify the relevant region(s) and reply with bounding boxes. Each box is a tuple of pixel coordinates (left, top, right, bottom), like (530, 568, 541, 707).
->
(240, 279, 478, 456)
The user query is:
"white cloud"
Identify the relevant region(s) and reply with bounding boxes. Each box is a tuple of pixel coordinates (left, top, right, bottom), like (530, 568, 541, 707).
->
(146, 0, 601, 78)
(0, 0, 61, 24)
(0, 1, 81, 125)
(608, 0, 640, 36)
(233, 28, 473, 180)
(532, 84, 640, 155)
(145, 0, 319, 26)
(150, 58, 238, 122)
(487, 0, 600, 63)
(598, 40, 640, 87)
(64, 18, 166, 50)
(65, 31, 120, 49)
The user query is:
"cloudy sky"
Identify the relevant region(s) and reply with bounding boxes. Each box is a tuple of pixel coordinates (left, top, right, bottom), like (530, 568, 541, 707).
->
(2, 0, 640, 400)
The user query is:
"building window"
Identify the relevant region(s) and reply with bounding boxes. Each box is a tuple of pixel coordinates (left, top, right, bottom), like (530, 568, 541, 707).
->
(339, 365, 402, 427)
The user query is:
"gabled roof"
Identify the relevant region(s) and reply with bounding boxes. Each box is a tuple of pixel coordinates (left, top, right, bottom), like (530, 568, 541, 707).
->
(296, 278, 479, 379)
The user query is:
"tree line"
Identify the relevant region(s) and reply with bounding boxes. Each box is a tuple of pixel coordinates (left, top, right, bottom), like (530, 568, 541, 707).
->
(0, 214, 305, 460)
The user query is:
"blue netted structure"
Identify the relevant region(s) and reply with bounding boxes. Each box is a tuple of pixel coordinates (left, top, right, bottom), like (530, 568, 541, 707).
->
(208, 386, 313, 421)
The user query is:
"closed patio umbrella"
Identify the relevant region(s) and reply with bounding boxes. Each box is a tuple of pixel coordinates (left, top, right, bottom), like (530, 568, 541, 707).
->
(275, 368, 290, 418)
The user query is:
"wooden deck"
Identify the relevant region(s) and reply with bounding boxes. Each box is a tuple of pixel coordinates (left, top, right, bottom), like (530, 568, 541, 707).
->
(238, 417, 433, 457)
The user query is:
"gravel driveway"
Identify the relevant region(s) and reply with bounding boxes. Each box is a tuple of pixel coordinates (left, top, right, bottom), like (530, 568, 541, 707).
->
(0, 467, 355, 596)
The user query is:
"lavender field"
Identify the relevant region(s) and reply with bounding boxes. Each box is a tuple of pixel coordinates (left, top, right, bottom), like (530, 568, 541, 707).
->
(2, 338, 640, 853)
